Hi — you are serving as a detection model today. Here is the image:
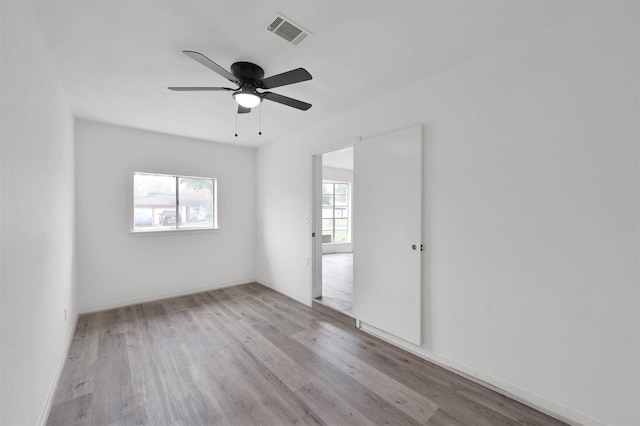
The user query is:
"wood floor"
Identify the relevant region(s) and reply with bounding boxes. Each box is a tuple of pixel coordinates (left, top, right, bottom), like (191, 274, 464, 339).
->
(48, 283, 567, 426)
(317, 252, 354, 316)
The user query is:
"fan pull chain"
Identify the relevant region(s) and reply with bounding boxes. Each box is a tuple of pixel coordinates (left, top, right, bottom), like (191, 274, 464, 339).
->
(235, 109, 238, 137)
(258, 104, 262, 136)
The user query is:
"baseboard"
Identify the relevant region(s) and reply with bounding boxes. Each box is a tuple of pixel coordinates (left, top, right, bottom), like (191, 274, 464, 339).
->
(38, 313, 79, 426)
(255, 280, 312, 307)
(322, 244, 353, 254)
(428, 352, 604, 426)
(357, 321, 605, 426)
(79, 278, 256, 314)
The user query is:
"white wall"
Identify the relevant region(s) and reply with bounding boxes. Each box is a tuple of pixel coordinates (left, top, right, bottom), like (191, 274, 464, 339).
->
(256, 4, 639, 425)
(323, 166, 353, 183)
(75, 120, 256, 312)
(0, 3, 77, 425)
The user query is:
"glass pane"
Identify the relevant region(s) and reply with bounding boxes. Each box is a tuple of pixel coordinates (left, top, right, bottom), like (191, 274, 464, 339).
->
(133, 208, 153, 228)
(322, 195, 334, 206)
(322, 219, 334, 231)
(335, 219, 348, 230)
(335, 183, 348, 194)
(334, 207, 347, 218)
(322, 183, 334, 194)
(334, 194, 347, 206)
(178, 177, 215, 228)
(334, 231, 347, 242)
(322, 233, 333, 243)
(322, 208, 334, 218)
(134, 173, 176, 230)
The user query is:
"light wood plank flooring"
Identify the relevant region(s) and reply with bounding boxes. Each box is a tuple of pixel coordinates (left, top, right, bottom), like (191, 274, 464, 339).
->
(48, 283, 567, 425)
(317, 252, 354, 316)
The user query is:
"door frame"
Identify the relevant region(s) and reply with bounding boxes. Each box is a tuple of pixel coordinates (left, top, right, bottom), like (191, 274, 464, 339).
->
(310, 138, 359, 300)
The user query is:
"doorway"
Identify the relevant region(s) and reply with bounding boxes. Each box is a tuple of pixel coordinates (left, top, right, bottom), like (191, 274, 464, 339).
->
(313, 146, 354, 317)
(312, 126, 423, 344)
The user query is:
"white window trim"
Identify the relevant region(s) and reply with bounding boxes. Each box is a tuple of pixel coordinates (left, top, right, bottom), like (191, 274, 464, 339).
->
(321, 180, 351, 244)
(131, 170, 219, 234)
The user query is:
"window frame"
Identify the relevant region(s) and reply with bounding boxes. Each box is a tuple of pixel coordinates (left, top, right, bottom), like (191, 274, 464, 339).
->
(321, 181, 351, 244)
(131, 171, 218, 234)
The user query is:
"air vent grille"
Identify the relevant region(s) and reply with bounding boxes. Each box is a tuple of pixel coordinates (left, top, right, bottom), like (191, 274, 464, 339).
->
(267, 14, 311, 46)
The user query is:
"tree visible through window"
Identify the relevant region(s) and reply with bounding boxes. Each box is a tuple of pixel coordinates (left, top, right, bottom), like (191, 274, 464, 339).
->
(133, 172, 217, 231)
(322, 182, 350, 243)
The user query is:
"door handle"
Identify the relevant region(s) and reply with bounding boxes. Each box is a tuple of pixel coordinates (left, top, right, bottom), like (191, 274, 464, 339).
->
(412, 244, 417, 250)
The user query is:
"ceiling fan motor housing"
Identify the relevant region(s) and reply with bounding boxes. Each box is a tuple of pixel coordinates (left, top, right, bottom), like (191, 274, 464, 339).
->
(231, 62, 265, 105)
(231, 62, 265, 85)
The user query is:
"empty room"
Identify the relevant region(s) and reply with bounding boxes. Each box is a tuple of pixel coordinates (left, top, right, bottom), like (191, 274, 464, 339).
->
(1, 1, 638, 425)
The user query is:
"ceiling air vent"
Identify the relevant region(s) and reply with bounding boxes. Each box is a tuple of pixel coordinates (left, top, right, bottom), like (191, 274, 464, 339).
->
(266, 14, 311, 46)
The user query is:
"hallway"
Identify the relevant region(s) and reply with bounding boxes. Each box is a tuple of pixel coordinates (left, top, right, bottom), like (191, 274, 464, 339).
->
(316, 252, 353, 316)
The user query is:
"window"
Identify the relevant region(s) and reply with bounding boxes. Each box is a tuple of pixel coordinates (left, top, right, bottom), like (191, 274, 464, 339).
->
(322, 182, 350, 243)
(133, 172, 217, 232)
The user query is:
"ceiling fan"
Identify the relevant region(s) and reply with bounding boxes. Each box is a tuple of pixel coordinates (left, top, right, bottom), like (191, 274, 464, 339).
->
(169, 50, 312, 114)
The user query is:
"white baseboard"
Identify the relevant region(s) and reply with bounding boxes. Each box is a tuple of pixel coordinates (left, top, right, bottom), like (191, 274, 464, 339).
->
(322, 244, 353, 254)
(430, 352, 605, 426)
(357, 321, 605, 426)
(79, 278, 256, 314)
(38, 314, 79, 426)
(255, 280, 312, 307)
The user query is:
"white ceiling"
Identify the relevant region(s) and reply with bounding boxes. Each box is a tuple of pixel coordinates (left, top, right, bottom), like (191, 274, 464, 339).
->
(31, 1, 596, 147)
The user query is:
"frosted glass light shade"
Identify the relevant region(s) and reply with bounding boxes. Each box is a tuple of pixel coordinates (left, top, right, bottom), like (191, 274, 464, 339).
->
(234, 93, 261, 108)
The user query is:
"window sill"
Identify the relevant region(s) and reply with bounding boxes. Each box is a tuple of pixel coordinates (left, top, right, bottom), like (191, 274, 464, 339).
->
(130, 227, 220, 236)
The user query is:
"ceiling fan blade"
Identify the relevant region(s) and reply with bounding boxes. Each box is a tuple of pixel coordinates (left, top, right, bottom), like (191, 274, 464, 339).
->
(182, 50, 239, 84)
(262, 92, 312, 111)
(238, 105, 251, 114)
(168, 87, 235, 91)
(259, 68, 312, 89)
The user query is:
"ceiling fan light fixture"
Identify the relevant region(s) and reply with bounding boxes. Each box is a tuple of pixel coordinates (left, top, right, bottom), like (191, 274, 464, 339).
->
(234, 92, 261, 109)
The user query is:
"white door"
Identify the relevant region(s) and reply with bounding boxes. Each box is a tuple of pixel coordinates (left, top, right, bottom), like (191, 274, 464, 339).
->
(353, 125, 422, 345)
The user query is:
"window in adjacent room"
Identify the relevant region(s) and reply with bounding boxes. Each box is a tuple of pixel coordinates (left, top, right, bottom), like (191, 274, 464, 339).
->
(322, 181, 350, 243)
(133, 172, 217, 232)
